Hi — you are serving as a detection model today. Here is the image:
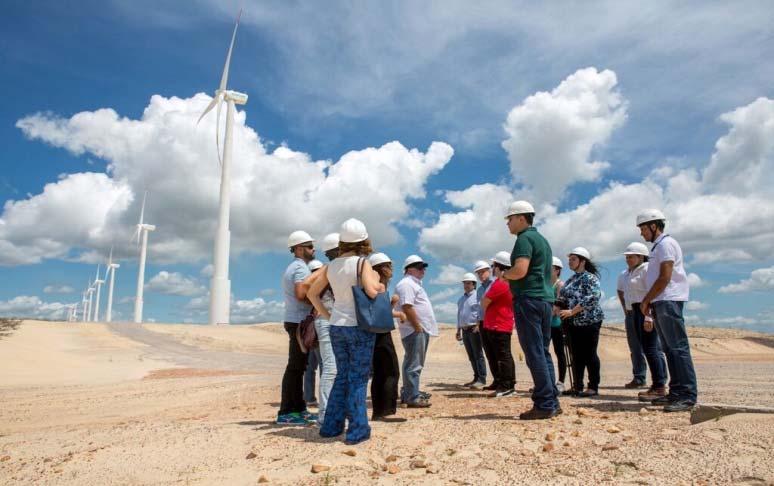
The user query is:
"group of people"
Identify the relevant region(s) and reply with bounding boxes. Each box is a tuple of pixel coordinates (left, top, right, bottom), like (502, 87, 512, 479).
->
(278, 202, 699, 444)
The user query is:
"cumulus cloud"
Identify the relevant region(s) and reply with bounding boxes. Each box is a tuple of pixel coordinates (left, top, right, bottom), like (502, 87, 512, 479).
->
(0, 295, 73, 320)
(429, 264, 468, 285)
(686, 301, 708, 311)
(4, 94, 453, 266)
(43, 285, 75, 294)
(185, 294, 284, 323)
(432, 301, 458, 324)
(687, 273, 705, 288)
(502, 67, 626, 203)
(145, 271, 206, 297)
(429, 287, 459, 302)
(719, 265, 774, 294)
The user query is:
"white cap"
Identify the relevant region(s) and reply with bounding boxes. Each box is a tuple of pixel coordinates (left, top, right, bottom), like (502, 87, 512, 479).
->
(461, 272, 477, 282)
(308, 259, 323, 271)
(287, 230, 314, 248)
(504, 200, 535, 219)
(569, 247, 592, 260)
(552, 256, 563, 269)
(473, 260, 490, 272)
(339, 218, 368, 243)
(636, 209, 666, 226)
(321, 233, 340, 252)
(403, 254, 428, 269)
(492, 251, 511, 267)
(623, 242, 650, 256)
(369, 252, 392, 267)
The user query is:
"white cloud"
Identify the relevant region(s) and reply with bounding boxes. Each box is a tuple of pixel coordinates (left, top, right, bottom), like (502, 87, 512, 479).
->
(432, 301, 458, 324)
(43, 285, 75, 294)
(4, 94, 453, 266)
(145, 271, 206, 297)
(429, 264, 468, 285)
(429, 287, 459, 302)
(686, 300, 708, 311)
(719, 265, 774, 294)
(686, 273, 705, 288)
(185, 294, 285, 323)
(0, 295, 73, 320)
(502, 67, 626, 203)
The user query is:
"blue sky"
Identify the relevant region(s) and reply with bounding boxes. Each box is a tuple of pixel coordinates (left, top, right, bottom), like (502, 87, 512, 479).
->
(1, 1, 773, 330)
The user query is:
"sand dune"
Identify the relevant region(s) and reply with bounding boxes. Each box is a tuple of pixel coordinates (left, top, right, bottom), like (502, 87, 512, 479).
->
(1, 320, 773, 485)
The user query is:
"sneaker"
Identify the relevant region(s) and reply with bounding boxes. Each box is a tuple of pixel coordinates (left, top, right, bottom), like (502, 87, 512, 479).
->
(578, 389, 598, 398)
(638, 386, 667, 402)
(663, 400, 696, 413)
(489, 388, 516, 398)
(556, 382, 566, 393)
(651, 394, 677, 405)
(463, 379, 477, 387)
(406, 399, 432, 408)
(419, 391, 432, 399)
(468, 381, 485, 390)
(482, 383, 498, 391)
(306, 400, 318, 407)
(624, 379, 647, 389)
(300, 410, 318, 423)
(562, 388, 581, 396)
(276, 413, 307, 425)
(519, 407, 559, 420)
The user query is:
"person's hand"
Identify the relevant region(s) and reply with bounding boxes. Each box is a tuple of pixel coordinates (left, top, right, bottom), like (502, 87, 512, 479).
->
(559, 309, 573, 320)
(641, 298, 651, 319)
(396, 312, 407, 322)
(643, 317, 654, 332)
(413, 323, 423, 333)
(472, 324, 480, 333)
(455, 330, 462, 341)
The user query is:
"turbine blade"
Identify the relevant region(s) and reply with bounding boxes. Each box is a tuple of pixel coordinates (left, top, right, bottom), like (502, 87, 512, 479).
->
(197, 95, 219, 125)
(131, 226, 140, 244)
(216, 96, 223, 167)
(219, 9, 242, 92)
(139, 191, 147, 226)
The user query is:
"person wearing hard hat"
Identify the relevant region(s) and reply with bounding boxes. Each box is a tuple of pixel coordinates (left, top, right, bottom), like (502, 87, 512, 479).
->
(617, 242, 649, 389)
(308, 218, 382, 443)
(321, 232, 340, 261)
(303, 260, 324, 408)
(636, 209, 696, 412)
(277, 230, 317, 425)
(618, 242, 669, 403)
(549, 256, 569, 393)
(368, 252, 405, 422)
(457, 272, 486, 389)
(395, 254, 438, 408)
(558, 247, 604, 397)
(473, 260, 496, 390)
(480, 251, 517, 397)
(501, 201, 561, 419)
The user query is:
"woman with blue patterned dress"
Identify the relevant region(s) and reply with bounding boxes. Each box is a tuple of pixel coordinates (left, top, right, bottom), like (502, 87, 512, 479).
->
(558, 247, 604, 397)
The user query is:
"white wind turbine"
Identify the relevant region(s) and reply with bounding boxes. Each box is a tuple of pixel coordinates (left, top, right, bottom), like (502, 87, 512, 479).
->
(105, 247, 120, 323)
(132, 191, 155, 323)
(92, 264, 104, 322)
(197, 10, 247, 325)
(80, 287, 88, 322)
(86, 282, 95, 322)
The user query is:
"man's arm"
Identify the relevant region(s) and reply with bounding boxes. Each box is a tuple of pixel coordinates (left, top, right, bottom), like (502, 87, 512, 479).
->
(641, 261, 674, 316)
(402, 304, 423, 332)
(617, 290, 628, 315)
(503, 257, 529, 280)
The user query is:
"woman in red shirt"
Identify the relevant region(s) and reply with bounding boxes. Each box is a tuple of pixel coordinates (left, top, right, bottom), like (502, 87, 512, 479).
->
(481, 251, 516, 398)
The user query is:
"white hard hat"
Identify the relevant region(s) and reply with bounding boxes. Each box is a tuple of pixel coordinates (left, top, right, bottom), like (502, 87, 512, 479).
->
(403, 254, 428, 269)
(636, 209, 666, 226)
(461, 272, 477, 282)
(308, 259, 323, 271)
(473, 260, 490, 272)
(492, 251, 511, 267)
(369, 252, 392, 267)
(287, 230, 314, 248)
(321, 233, 340, 252)
(504, 200, 535, 219)
(623, 242, 650, 256)
(339, 218, 368, 243)
(552, 256, 563, 269)
(569, 247, 592, 260)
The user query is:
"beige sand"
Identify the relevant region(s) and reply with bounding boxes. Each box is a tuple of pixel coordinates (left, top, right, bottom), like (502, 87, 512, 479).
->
(1, 320, 773, 485)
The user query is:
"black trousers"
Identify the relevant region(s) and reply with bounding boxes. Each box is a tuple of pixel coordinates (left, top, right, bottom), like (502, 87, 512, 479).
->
(568, 322, 601, 391)
(371, 331, 400, 417)
(550, 326, 567, 383)
(487, 329, 515, 390)
(480, 326, 500, 387)
(279, 322, 308, 415)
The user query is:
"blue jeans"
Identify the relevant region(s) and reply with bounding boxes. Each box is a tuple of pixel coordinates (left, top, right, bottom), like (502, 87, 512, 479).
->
(400, 330, 429, 403)
(651, 301, 697, 402)
(462, 327, 487, 384)
(320, 326, 376, 443)
(303, 347, 321, 403)
(314, 318, 337, 424)
(513, 296, 559, 411)
(625, 310, 647, 382)
(632, 304, 667, 388)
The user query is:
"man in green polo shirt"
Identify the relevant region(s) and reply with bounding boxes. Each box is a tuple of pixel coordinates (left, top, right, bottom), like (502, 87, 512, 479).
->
(502, 200, 560, 419)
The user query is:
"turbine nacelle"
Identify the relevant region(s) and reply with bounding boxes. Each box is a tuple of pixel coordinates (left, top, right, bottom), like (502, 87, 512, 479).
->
(224, 90, 248, 105)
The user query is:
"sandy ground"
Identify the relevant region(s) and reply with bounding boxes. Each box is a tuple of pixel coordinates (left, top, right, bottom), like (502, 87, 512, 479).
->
(1, 320, 773, 485)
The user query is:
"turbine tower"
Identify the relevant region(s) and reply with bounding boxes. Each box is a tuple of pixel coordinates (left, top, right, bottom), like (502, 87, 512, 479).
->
(105, 248, 120, 323)
(92, 265, 104, 322)
(132, 191, 155, 323)
(86, 284, 95, 322)
(198, 10, 247, 325)
(80, 288, 88, 322)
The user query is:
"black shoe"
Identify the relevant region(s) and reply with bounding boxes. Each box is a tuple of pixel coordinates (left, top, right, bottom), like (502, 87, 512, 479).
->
(562, 389, 581, 396)
(519, 407, 558, 420)
(663, 400, 696, 413)
(483, 383, 498, 391)
(651, 394, 677, 405)
(578, 389, 598, 398)
(463, 380, 477, 387)
(372, 415, 407, 423)
(624, 379, 647, 389)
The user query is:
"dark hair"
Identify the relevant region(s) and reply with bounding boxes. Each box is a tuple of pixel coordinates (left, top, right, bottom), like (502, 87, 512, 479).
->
(643, 255, 649, 262)
(524, 213, 535, 225)
(338, 238, 372, 256)
(373, 262, 392, 284)
(492, 262, 511, 272)
(578, 256, 600, 278)
(324, 248, 339, 261)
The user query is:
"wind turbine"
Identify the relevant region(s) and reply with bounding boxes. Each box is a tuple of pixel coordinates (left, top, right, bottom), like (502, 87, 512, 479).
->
(105, 247, 120, 323)
(198, 10, 247, 325)
(92, 264, 104, 322)
(132, 192, 155, 323)
(86, 283, 95, 322)
(80, 288, 88, 322)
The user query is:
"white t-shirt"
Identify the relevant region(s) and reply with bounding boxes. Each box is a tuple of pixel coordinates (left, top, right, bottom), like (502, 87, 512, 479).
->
(327, 256, 361, 327)
(618, 263, 650, 309)
(646, 234, 690, 302)
(395, 275, 439, 339)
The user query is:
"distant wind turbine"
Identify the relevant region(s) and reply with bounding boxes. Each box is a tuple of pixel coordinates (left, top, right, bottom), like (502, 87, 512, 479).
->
(80, 288, 88, 322)
(197, 10, 247, 325)
(86, 284, 95, 322)
(92, 264, 104, 322)
(132, 191, 155, 323)
(105, 247, 120, 323)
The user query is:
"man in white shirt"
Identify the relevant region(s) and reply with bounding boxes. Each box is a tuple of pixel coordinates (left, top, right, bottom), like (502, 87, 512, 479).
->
(396, 254, 438, 407)
(617, 244, 648, 389)
(637, 209, 697, 412)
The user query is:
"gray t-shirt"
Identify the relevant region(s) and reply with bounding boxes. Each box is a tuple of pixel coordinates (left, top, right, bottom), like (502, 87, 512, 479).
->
(282, 258, 312, 323)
